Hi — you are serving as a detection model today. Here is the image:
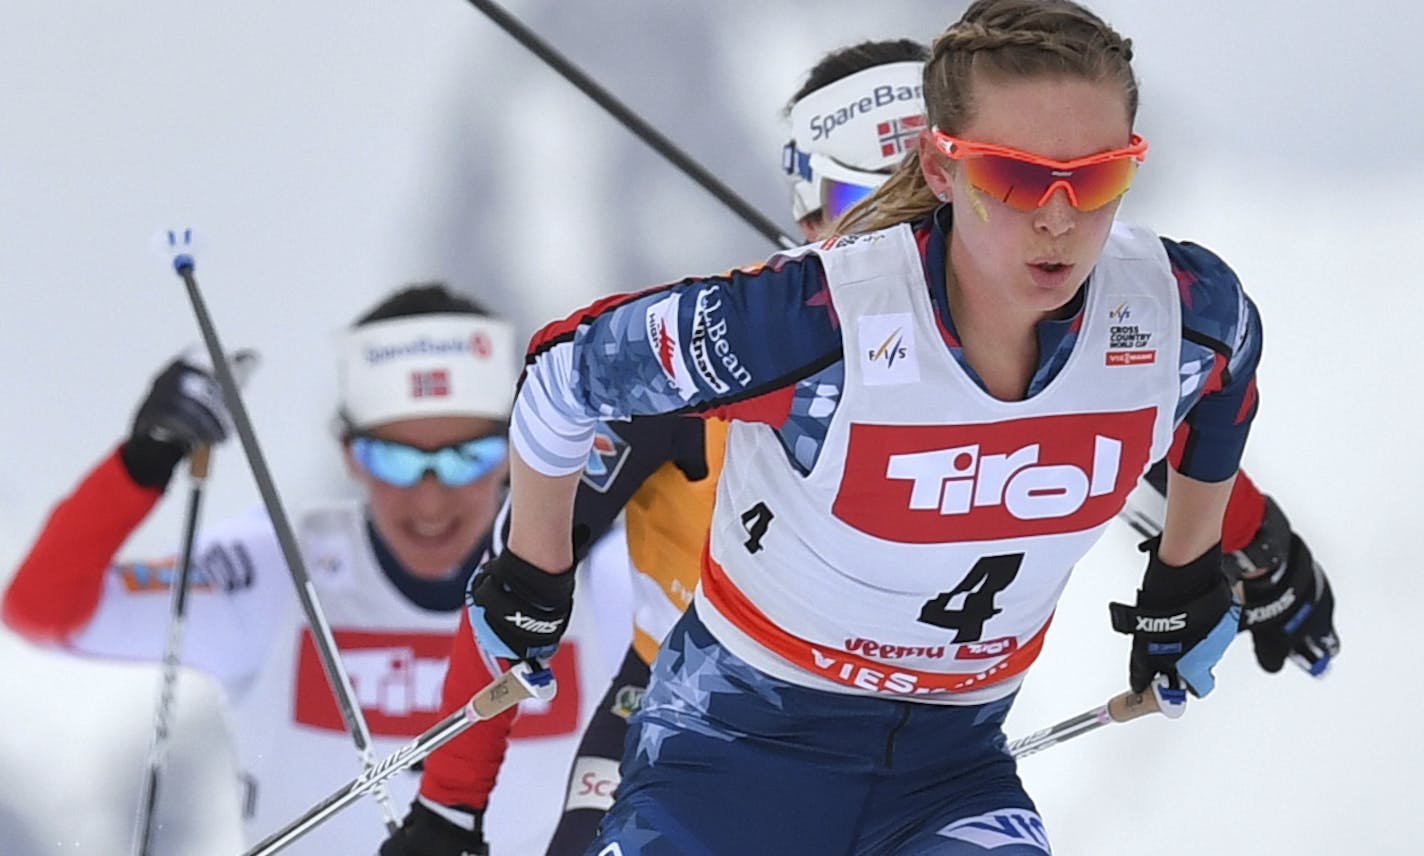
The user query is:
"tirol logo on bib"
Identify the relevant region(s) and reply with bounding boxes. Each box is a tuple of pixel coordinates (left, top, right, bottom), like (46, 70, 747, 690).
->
(833, 409, 1156, 543)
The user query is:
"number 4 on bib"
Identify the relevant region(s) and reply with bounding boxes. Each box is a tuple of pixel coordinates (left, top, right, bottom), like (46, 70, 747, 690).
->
(918, 553, 1023, 642)
(741, 501, 774, 553)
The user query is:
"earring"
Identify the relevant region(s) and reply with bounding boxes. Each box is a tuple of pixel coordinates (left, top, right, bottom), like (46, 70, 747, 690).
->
(936, 191, 949, 202)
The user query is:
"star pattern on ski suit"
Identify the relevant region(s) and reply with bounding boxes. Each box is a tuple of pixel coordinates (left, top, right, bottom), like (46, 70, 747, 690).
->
(633, 627, 787, 765)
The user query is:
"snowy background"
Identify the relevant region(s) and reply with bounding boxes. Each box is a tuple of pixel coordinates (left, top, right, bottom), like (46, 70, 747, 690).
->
(2, 0, 1420, 853)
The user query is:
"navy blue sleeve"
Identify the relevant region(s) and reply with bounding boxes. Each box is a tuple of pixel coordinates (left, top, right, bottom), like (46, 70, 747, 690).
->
(1167, 238, 1262, 482)
(512, 252, 843, 475)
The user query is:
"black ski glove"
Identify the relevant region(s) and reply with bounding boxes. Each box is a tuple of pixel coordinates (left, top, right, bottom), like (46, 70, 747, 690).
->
(121, 349, 257, 487)
(466, 548, 575, 661)
(1111, 540, 1240, 697)
(1232, 497, 1339, 675)
(378, 800, 487, 856)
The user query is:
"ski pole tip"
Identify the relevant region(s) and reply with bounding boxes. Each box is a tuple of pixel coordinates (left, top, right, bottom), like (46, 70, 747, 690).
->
(152, 227, 199, 275)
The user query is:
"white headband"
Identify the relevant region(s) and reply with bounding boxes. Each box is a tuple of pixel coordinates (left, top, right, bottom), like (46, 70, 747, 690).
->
(785, 61, 927, 221)
(337, 313, 518, 430)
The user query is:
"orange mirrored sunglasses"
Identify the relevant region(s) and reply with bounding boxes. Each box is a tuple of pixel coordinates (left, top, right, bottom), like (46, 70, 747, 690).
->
(932, 128, 1148, 212)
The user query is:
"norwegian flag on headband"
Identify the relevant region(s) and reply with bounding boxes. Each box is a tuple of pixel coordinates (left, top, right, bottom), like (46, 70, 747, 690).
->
(409, 369, 450, 399)
(877, 114, 926, 157)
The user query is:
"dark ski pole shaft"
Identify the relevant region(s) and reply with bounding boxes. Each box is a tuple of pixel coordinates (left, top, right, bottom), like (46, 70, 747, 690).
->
(130, 445, 211, 856)
(165, 243, 399, 832)
(462, 0, 797, 249)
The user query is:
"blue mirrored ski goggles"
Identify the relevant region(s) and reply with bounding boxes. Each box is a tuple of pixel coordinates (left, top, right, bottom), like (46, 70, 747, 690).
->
(350, 434, 508, 488)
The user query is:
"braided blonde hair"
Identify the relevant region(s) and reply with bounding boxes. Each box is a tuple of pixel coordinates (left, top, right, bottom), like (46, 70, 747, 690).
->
(835, 0, 1137, 235)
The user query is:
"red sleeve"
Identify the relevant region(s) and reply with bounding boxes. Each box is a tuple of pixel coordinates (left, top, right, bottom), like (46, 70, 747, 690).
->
(2, 446, 162, 644)
(699, 384, 795, 426)
(1166, 420, 1266, 554)
(1220, 469, 1266, 554)
(418, 608, 518, 810)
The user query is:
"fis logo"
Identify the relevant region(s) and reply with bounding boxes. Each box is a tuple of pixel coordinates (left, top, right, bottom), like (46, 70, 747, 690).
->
(1105, 299, 1158, 366)
(858, 313, 919, 385)
(869, 328, 908, 368)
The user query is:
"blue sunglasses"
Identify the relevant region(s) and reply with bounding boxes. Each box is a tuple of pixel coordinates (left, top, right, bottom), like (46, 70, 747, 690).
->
(350, 434, 509, 488)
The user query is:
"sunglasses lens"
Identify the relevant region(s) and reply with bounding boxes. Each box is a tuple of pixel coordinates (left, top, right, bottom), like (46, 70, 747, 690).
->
(1067, 158, 1139, 211)
(962, 155, 1048, 211)
(353, 435, 508, 488)
(353, 437, 426, 488)
(432, 435, 509, 487)
(963, 155, 1138, 212)
(820, 177, 877, 221)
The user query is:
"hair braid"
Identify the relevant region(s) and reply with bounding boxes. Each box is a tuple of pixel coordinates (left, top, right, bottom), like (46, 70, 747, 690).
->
(835, 0, 1139, 236)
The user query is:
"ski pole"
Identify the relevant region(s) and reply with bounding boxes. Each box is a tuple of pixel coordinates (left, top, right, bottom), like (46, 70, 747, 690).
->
(130, 445, 211, 856)
(240, 661, 555, 856)
(1008, 676, 1186, 760)
(159, 229, 399, 832)
(460, 0, 797, 249)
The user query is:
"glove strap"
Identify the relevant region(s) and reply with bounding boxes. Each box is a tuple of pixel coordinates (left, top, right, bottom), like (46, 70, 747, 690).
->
(1227, 496, 1292, 581)
(119, 436, 187, 488)
(1139, 541, 1224, 600)
(492, 548, 575, 606)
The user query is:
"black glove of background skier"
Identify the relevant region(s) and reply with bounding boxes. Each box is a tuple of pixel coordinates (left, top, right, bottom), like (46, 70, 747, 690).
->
(121, 348, 258, 487)
(378, 800, 487, 856)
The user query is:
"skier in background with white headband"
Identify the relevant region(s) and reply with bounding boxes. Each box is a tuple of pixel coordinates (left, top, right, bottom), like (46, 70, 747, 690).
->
(385, 34, 1340, 856)
(1, 282, 699, 855)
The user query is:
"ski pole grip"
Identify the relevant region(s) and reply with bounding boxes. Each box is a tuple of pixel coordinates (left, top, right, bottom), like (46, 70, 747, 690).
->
(188, 444, 212, 480)
(466, 661, 555, 721)
(1106, 687, 1162, 722)
(1107, 675, 1188, 723)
